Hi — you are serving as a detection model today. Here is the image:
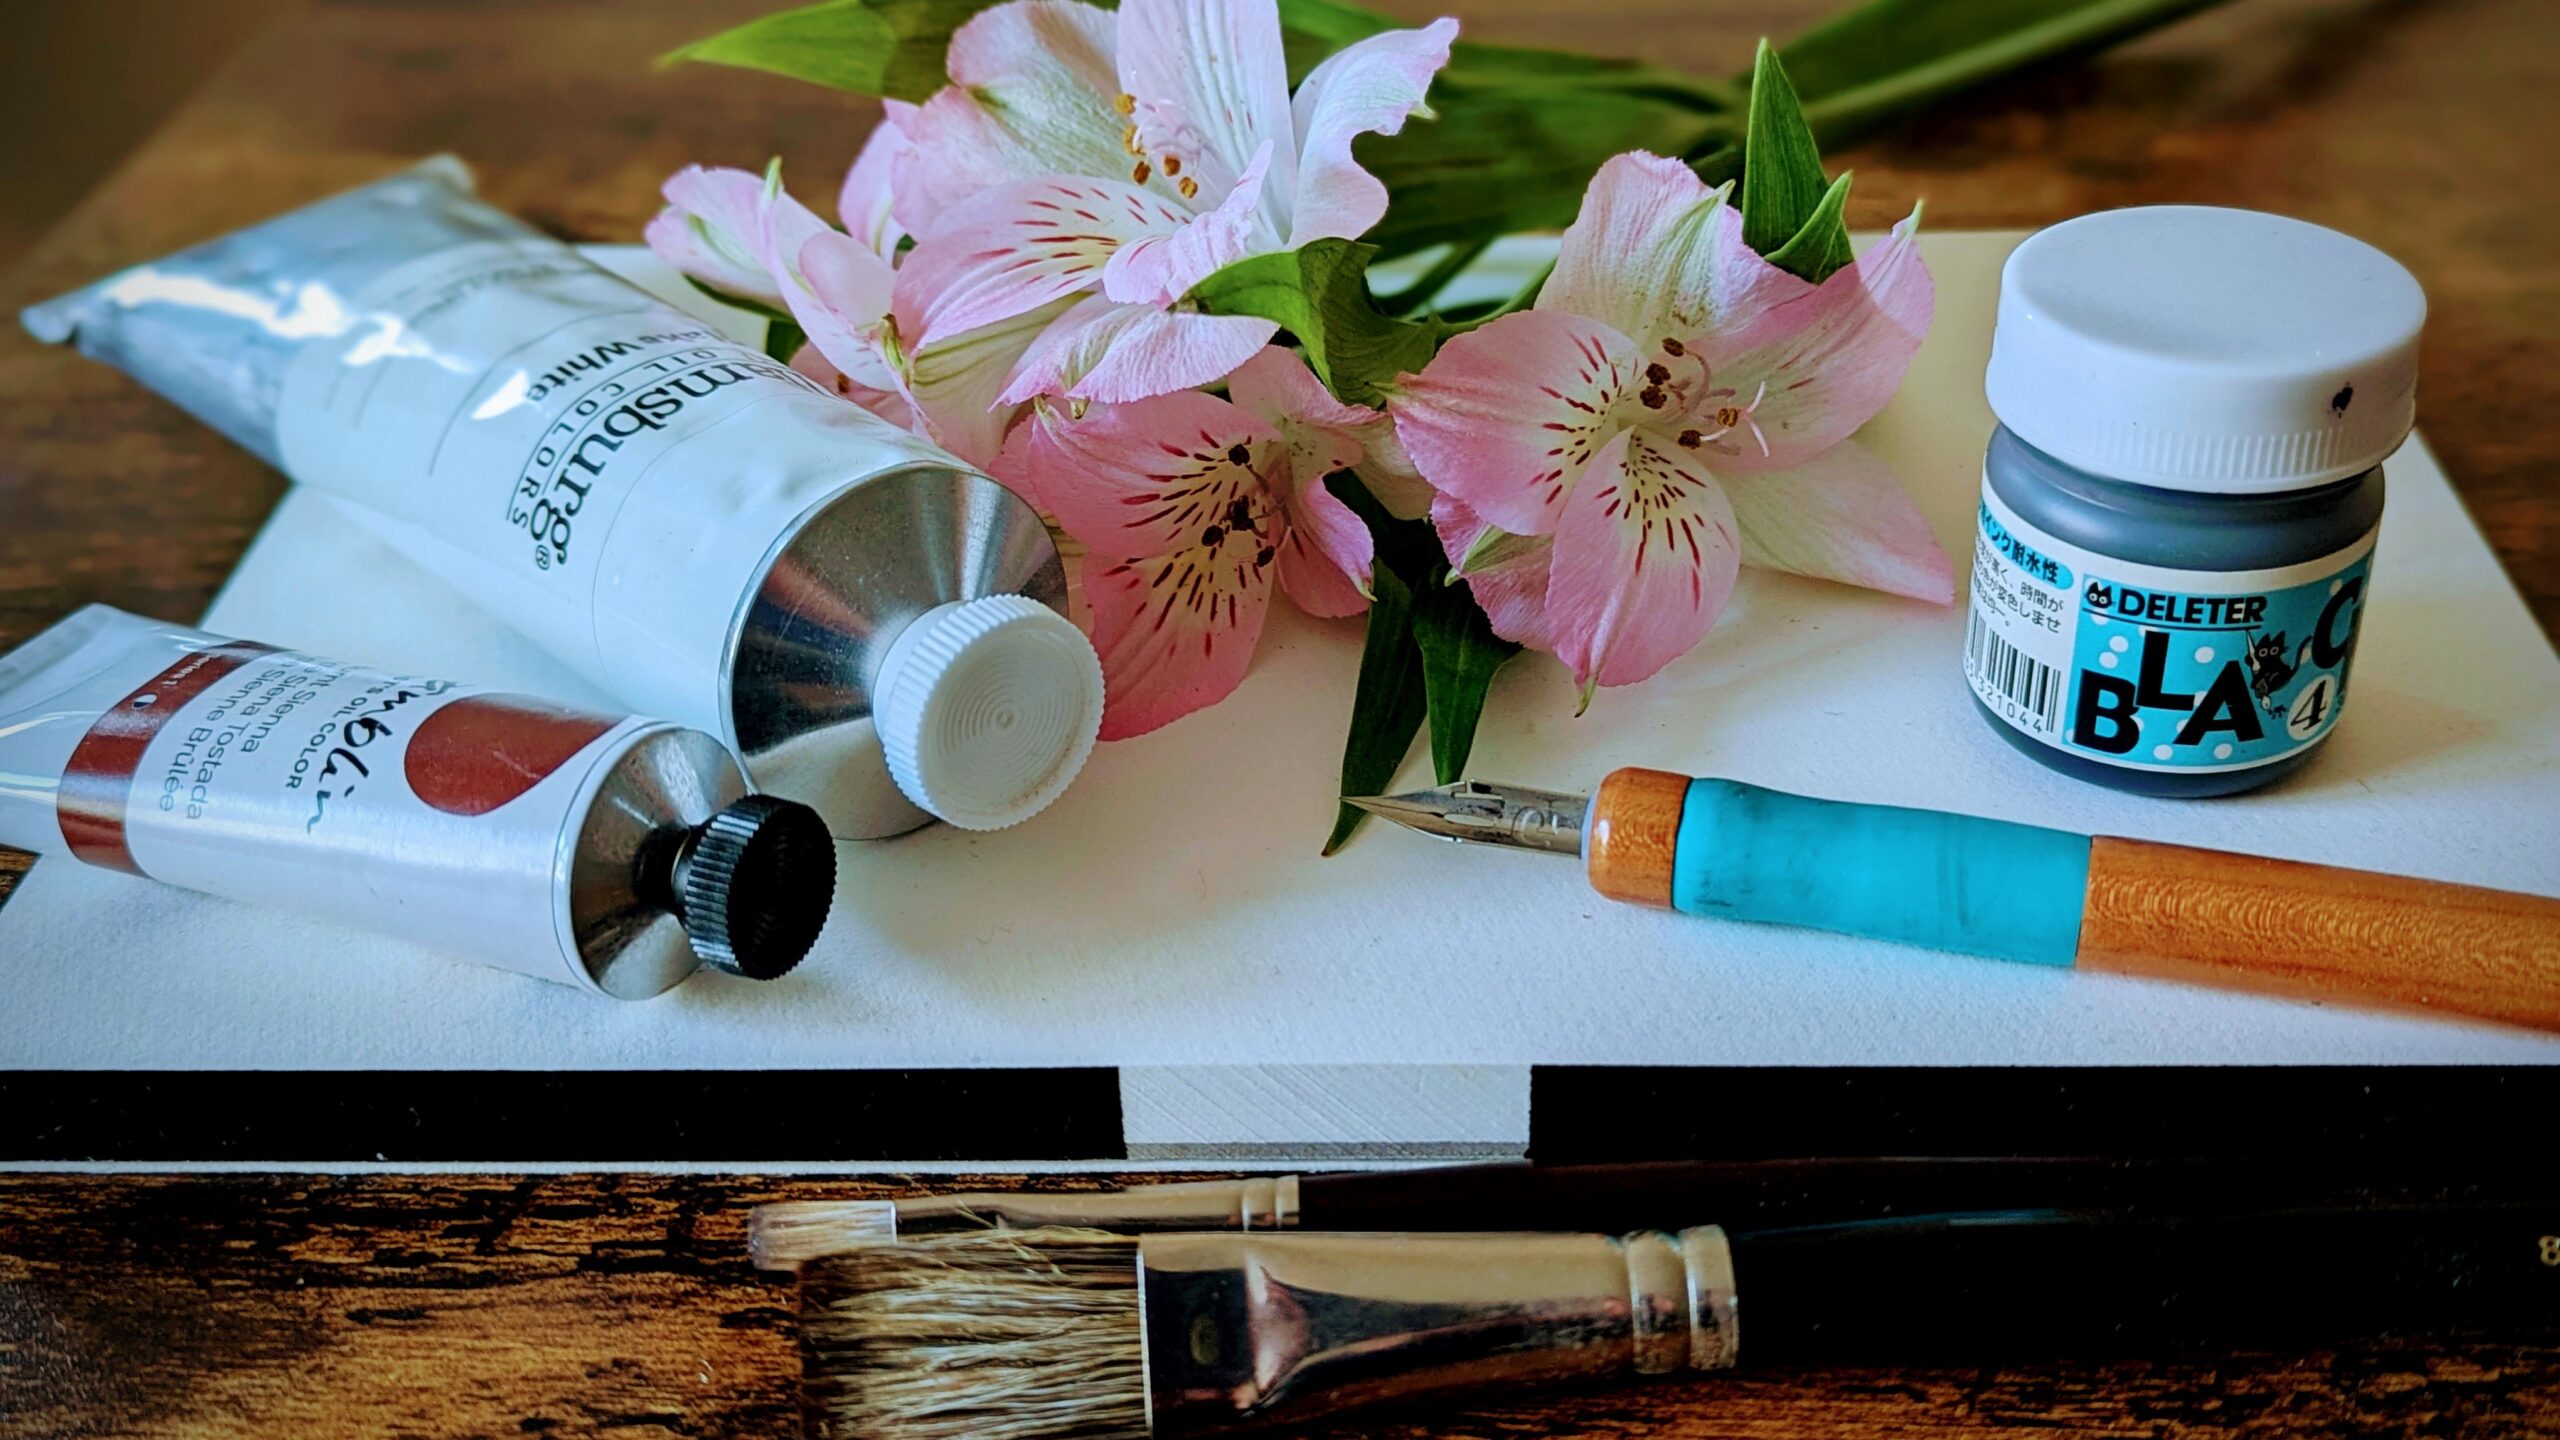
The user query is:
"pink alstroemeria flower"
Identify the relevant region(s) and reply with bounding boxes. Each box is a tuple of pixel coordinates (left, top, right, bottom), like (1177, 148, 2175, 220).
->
(1391, 152, 1951, 697)
(885, 0, 1458, 407)
(644, 164, 816, 313)
(645, 147, 1064, 468)
(995, 347, 1380, 739)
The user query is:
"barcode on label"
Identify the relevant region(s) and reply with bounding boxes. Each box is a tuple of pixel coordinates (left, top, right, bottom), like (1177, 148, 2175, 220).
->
(1967, 611, 2064, 735)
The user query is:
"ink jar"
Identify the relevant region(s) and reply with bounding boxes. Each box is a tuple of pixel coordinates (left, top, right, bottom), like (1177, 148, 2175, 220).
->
(1966, 206, 2423, 797)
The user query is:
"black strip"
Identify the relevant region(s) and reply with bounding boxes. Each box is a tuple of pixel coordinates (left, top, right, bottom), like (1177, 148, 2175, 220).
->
(0, 1069, 1125, 1164)
(1528, 1067, 2554, 1164)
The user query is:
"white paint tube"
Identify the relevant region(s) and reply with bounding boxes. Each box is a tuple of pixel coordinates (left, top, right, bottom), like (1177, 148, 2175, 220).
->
(22, 157, 1104, 840)
(0, 606, 837, 998)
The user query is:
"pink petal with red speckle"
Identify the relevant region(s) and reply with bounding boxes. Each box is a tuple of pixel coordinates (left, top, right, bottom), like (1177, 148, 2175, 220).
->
(1432, 492, 1555, 652)
(995, 389, 1283, 562)
(995, 394, 1291, 738)
(1226, 346, 1369, 480)
(1390, 308, 1642, 538)
(1688, 211, 1933, 473)
(1103, 141, 1277, 307)
(895, 175, 1192, 351)
(998, 295, 1276, 406)
(1543, 428, 1741, 690)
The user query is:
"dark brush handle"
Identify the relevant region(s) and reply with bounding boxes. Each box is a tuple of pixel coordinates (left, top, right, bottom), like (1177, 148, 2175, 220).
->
(1299, 1156, 2518, 1235)
(1724, 1202, 2560, 1364)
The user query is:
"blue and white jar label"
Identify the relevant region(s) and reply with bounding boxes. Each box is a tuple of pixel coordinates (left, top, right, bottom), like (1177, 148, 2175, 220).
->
(1965, 480, 2375, 774)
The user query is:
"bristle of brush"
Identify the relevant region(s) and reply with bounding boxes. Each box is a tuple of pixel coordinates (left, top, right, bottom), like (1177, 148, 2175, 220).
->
(748, 1200, 901, 1269)
(798, 1227, 1148, 1440)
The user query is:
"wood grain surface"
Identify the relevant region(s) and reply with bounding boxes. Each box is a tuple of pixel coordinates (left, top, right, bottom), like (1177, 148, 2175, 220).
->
(3, 0, 2559, 1435)
(1586, 767, 1692, 906)
(5, 1174, 2559, 1440)
(2079, 835, 2560, 1033)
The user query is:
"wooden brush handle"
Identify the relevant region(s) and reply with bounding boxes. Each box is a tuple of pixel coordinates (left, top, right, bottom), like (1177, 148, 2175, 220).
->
(1297, 1155, 2549, 1234)
(1588, 770, 2560, 1034)
(2078, 837, 2560, 1032)
(1727, 1202, 2560, 1365)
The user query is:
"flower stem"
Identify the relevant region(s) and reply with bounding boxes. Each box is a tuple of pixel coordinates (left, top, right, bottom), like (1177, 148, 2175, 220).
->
(1438, 258, 1556, 333)
(1375, 236, 1495, 315)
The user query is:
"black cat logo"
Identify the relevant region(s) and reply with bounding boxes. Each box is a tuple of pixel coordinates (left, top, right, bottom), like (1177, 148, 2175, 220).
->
(2243, 630, 2297, 714)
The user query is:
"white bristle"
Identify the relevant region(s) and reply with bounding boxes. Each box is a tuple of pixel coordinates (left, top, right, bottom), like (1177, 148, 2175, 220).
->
(747, 1200, 901, 1270)
(799, 1228, 1147, 1440)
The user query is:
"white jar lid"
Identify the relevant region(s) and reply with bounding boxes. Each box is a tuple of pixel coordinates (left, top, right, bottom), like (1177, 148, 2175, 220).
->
(873, 595, 1105, 831)
(1985, 206, 2423, 493)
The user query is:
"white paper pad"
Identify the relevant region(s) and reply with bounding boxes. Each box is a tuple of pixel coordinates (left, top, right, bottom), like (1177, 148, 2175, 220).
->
(6, 233, 2559, 1079)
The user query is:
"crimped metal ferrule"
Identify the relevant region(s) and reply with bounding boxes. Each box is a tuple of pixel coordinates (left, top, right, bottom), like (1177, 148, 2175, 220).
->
(1137, 1225, 1738, 1434)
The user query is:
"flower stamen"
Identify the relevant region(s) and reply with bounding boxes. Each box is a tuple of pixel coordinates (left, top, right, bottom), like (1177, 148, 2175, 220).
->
(1695, 381, 1771, 455)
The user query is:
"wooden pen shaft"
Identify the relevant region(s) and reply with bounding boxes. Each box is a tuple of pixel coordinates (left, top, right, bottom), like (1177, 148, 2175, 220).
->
(2079, 836, 2560, 1032)
(1582, 768, 2560, 1033)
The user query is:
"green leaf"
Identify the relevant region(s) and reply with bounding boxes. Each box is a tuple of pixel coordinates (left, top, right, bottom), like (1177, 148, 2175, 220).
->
(1355, 69, 1730, 260)
(1412, 573, 1519, 784)
(1277, 0, 1397, 79)
(1740, 40, 1853, 283)
(1773, 0, 2235, 145)
(664, 0, 982, 103)
(763, 316, 809, 365)
(1764, 170, 1855, 283)
(1323, 564, 1429, 855)
(674, 274, 814, 365)
(1185, 240, 1445, 408)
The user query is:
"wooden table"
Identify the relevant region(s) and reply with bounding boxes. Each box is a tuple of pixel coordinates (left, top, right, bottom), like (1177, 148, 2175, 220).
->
(3, 0, 2557, 1434)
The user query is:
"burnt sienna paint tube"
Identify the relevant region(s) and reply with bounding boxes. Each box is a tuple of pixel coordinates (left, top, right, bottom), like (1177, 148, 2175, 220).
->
(22, 156, 1104, 841)
(0, 606, 837, 998)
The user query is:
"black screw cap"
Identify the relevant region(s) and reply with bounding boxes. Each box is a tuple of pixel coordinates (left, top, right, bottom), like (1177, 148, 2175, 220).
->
(673, 794, 837, 980)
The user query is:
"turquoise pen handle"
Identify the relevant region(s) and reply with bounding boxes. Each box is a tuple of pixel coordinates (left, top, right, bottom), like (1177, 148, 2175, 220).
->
(1581, 767, 2560, 1032)
(1669, 778, 2091, 966)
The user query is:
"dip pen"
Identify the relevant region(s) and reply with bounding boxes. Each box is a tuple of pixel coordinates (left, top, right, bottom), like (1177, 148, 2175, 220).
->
(1348, 770, 2560, 1033)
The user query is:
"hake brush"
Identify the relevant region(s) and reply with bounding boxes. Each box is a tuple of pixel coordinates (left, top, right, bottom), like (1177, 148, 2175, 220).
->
(1351, 771, 2560, 1032)
(797, 1202, 2560, 1440)
(748, 1152, 2501, 1270)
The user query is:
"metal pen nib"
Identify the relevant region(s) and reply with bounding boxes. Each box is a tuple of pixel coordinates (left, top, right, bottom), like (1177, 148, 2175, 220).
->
(1345, 779, 1590, 856)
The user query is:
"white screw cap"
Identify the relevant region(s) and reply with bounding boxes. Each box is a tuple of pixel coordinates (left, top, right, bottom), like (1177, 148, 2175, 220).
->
(1986, 206, 2424, 494)
(873, 595, 1104, 831)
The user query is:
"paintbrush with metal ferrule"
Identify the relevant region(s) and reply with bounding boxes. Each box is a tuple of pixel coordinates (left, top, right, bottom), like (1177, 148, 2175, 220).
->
(745, 1152, 2526, 1271)
(796, 1202, 2560, 1440)
(1348, 770, 2560, 1033)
